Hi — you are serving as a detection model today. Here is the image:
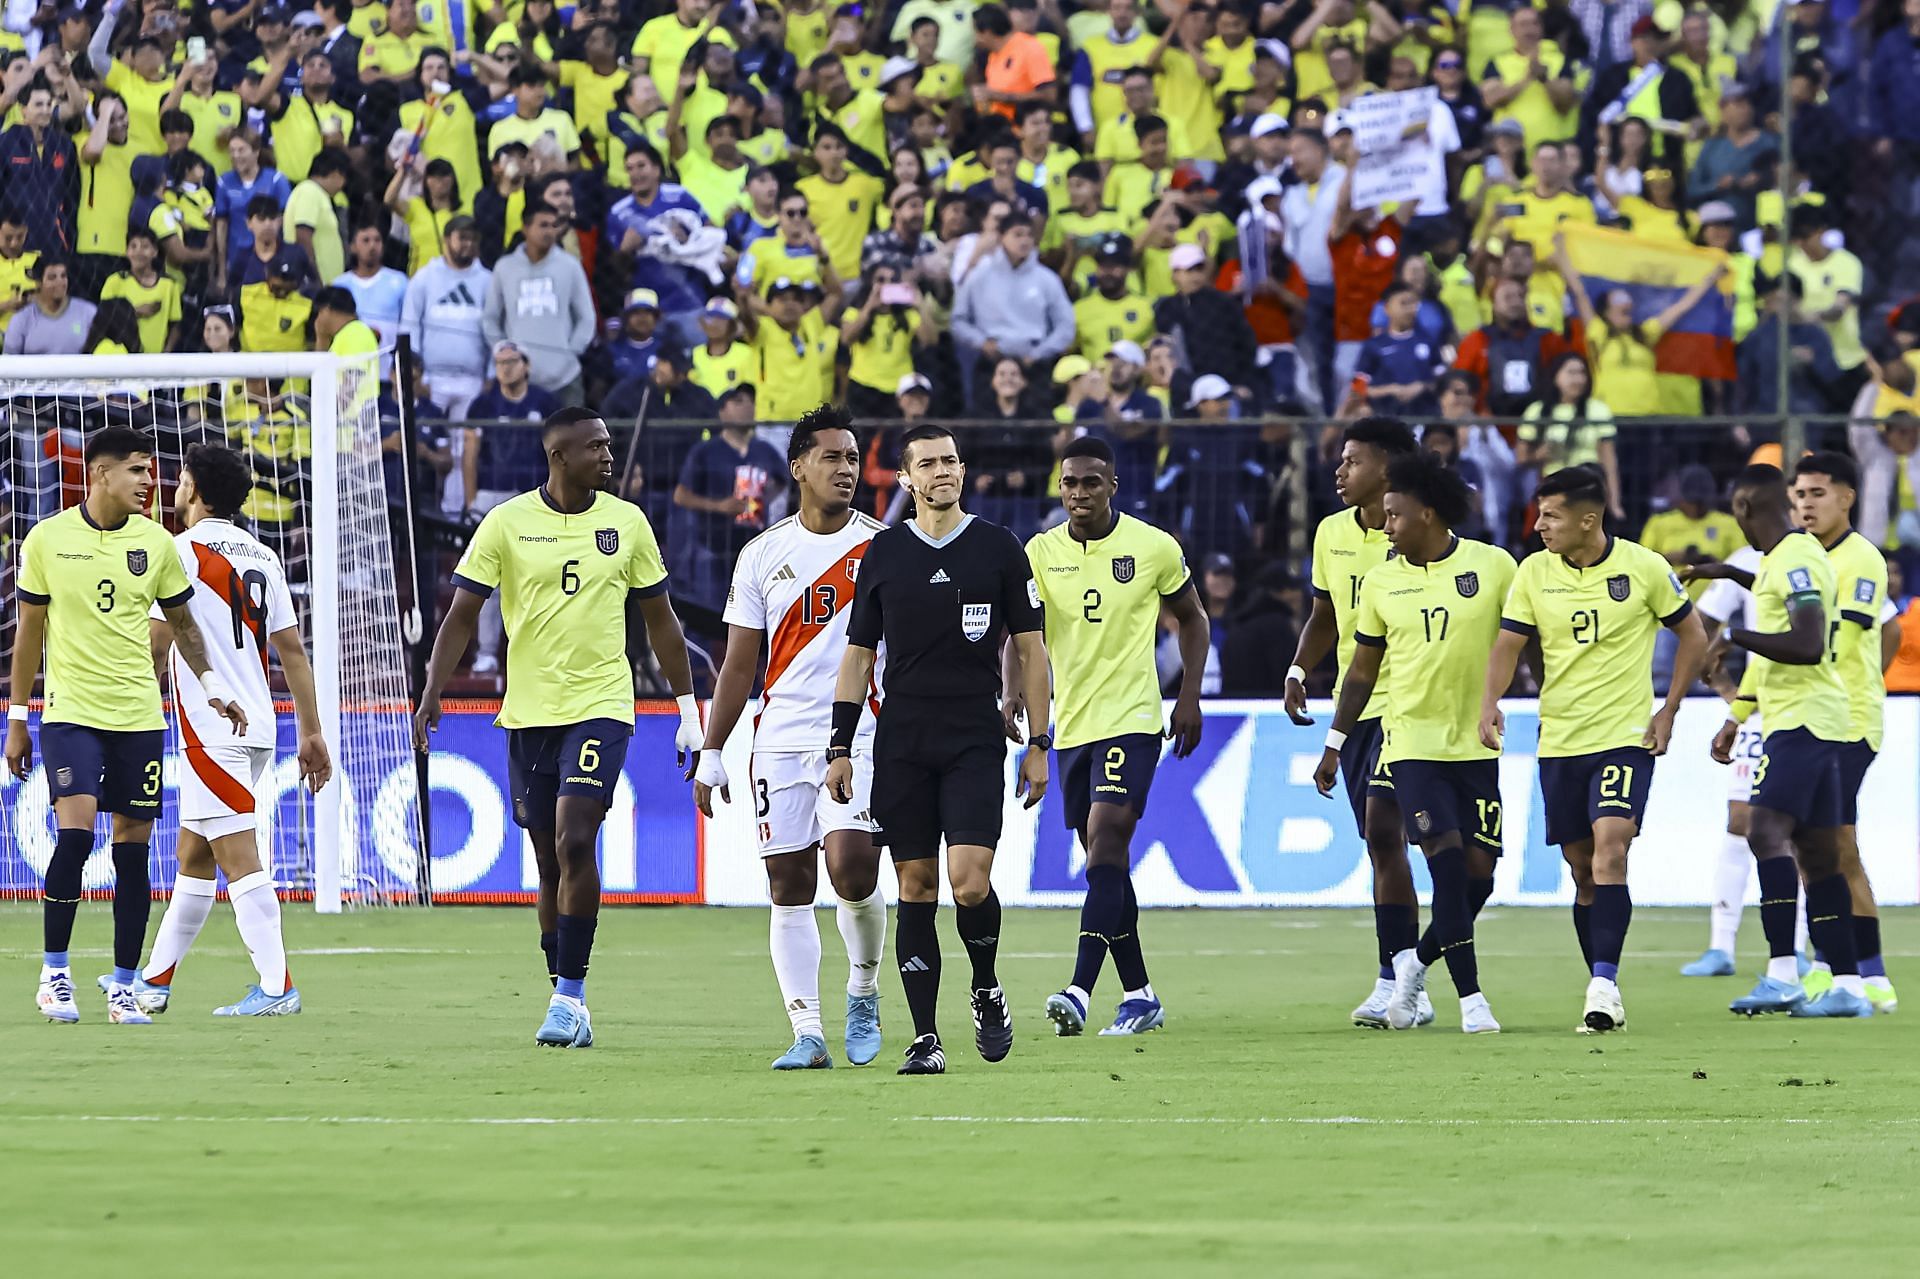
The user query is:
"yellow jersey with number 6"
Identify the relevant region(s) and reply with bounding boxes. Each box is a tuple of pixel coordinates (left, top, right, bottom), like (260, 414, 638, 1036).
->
(452, 490, 667, 729)
(1026, 512, 1191, 751)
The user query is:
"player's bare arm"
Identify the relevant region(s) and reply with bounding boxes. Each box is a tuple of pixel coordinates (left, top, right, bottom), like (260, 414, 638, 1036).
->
(1882, 616, 1902, 673)
(826, 643, 878, 803)
(413, 588, 485, 751)
(1479, 627, 1527, 750)
(1164, 581, 1208, 758)
(1647, 609, 1709, 756)
(634, 591, 702, 778)
(1729, 595, 1827, 666)
(693, 623, 764, 816)
(1011, 629, 1051, 808)
(1680, 561, 1754, 590)
(1285, 593, 1338, 726)
(4, 599, 46, 778)
(161, 600, 249, 735)
(271, 625, 334, 793)
(999, 636, 1026, 742)
(1313, 642, 1383, 796)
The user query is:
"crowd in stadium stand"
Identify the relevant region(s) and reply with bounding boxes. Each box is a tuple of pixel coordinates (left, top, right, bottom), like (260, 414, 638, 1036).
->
(6, 0, 1920, 691)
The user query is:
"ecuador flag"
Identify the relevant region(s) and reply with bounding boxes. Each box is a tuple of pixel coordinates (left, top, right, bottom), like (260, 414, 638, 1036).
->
(1560, 224, 1736, 381)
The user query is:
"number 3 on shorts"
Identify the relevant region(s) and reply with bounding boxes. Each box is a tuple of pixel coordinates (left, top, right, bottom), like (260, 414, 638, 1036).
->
(145, 759, 161, 796)
(578, 738, 600, 773)
(1751, 750, 1769, 790)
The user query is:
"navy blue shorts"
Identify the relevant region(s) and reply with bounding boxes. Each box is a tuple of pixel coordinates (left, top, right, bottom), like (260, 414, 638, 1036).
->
(1388, 758, 1503, 854)
(1336, 717, 1399, 831)
(1059, 733, 1161, 833)
(1837, 740, 1876, 826)
(1539, 747, 1655, 846)
(507, 718, 632, 831)
(39, 723, 165, 819)
(1749, 727, 1844, 831)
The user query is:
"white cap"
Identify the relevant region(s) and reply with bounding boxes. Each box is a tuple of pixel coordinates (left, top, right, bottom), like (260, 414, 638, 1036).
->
(1107, 340, 1146, 367)
(1250, 113, 1289, 140)
(1245, 175, 1284, 207)
(1187, 373, 1233, 407)
(1169, 243, 1208, 271)
(1327, 110, 1353, 135)
(879, 56, 920, 88)
(896, 372, 933, 396)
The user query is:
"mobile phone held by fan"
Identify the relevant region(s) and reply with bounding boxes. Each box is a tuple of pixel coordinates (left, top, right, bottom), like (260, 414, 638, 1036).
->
(880, 283, 918, 307)
(187, 36, 208, 64)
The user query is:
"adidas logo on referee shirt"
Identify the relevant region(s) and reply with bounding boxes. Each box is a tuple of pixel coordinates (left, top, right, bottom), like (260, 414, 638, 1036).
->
(928, 569, 951, 584)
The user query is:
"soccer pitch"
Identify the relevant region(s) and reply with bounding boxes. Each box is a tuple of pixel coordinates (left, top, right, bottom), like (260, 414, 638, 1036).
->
(3, 904, 1916, 1277)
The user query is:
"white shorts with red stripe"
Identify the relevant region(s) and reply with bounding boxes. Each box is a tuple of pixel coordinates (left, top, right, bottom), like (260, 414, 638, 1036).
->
(181, 743, 274, 841)
(752, 750, 878, 857)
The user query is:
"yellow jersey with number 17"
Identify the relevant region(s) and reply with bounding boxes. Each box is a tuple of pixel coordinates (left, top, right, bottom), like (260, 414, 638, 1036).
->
(1026, 512, 1191, 751)
(1824, 529, 1892, 750)
(1500, 537, 1692, 758)
(452, 490, 668, 729)
(1739, 530, 1849, 742)
(1353, 537, 1517, 764)
(1309, 508, 1393, 723)
(16, 506, 193, 731)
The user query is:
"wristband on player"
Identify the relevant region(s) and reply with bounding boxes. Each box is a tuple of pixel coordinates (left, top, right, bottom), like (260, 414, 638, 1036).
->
(1287, 664, 1307, 686)
(200, 670, 233, 704)
(675, 693, 701, 725)
(1728, 697, 1757, 725)
(1324, 728, 1348, 752)
(829, 700, 861, 751)
(6, 704, 27, 724)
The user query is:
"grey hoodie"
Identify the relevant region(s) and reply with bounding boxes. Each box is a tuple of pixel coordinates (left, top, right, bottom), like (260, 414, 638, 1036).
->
(481, 245, 597, 391)
(951, 249, 1075, 362)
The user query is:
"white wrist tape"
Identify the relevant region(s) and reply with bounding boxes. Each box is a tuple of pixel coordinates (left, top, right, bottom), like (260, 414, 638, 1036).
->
(1324, 729, 1348, 752)
(1287, 664, 1307, 686)
(6, 704, 27, 724)
(675, 693, 701, 725)
(201, 671, 233, 703)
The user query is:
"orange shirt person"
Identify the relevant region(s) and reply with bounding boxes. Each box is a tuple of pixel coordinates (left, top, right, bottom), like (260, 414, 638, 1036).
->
(974, 5, 1056, 121)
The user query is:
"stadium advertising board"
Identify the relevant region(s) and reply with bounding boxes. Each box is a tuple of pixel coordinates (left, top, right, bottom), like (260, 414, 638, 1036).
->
(4, 702, 1915, 907)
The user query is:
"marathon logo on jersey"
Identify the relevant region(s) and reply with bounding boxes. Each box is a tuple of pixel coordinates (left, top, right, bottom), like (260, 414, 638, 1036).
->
(1112, 555, 1136, 584)
(1607, 574, 1631, 602)
(962, 603, 991, 641)
(596, 528, 619, 556)
(126, 549, 148, 576)
(1454, 571, 1477, 598)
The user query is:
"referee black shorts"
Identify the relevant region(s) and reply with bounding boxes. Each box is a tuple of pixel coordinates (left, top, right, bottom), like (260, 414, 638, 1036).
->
(870, 696, 1006, 861)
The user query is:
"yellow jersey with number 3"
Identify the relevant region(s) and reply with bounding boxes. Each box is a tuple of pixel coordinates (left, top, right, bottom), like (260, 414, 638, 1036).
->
(1822, 529, 1892, 750)
(1309, 508, 1393, 722)
(1026, 512, 1191, 751)
(1740, 530, 1848, 742)
(452, 490, 668, 729)
(1353, 538, 1516, 764)
(16, 506, 193, 731)
(1500, 537, 1692, 757)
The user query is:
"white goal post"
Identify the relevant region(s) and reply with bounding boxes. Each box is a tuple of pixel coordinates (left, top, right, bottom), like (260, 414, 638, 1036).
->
(0, 351, 425, 912)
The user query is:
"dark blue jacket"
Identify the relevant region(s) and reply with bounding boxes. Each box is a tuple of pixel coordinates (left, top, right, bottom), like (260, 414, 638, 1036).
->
(0, 125, 79, 257)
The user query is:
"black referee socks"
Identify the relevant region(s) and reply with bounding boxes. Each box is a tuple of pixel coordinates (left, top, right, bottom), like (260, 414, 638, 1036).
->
(896, 900, 942, 1037)
(955, 889, 1002, 992)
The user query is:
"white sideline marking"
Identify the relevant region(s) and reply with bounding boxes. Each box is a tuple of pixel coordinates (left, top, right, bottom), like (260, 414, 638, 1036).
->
(4, 1113, 1911, 1129)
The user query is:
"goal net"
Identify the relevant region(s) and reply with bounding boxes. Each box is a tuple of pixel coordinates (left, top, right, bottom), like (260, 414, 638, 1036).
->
(0, 351, 425, 911)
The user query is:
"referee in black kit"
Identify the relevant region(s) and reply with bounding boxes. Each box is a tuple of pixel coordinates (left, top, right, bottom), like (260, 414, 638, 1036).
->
(827, 424, 1054, 1076)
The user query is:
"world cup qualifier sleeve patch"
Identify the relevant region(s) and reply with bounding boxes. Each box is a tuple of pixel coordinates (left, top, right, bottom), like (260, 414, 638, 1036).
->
(1786, 567, 1814, 594)
(1855, 577, 1877, 604)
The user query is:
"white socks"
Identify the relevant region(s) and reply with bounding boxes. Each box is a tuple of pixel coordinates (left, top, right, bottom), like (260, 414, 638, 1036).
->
(1710, 832, 1750, 956)
(144, 874, 218, 984)
(1834, 973, 1866, 996)
(229, 871, 288, 997)
(1767, 955, 1801, 983)
(770, 903, 823, 1039)
(835, 890, 887, 997)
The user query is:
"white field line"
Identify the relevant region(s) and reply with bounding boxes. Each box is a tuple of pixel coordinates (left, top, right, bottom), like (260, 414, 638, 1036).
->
(2, 1113, 1912, 1129)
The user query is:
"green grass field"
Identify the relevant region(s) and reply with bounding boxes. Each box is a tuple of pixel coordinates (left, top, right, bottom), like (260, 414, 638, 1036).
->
(3, 903, 1917, 1277)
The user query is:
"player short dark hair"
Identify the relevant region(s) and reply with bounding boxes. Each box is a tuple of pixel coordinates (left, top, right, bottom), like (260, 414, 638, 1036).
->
(313, 285, 356, 317)
(973, 5, 1012, 34)
(900, 423, 958, 467)
(1733, 463, 1788, 509)
(1793, 450, 1860, 491)
(542, 405, 604, 443)
(1534, 463, 1608, 509)
(246, 193, 282, 221)
(183, 444, 253, 520)
(1342, 416, 1417, 457)
(85, 426, 154, 465)
(1061, 435, 1116, 467)
(790, 403, 858, 464)
(1386, 452, 1472, 527)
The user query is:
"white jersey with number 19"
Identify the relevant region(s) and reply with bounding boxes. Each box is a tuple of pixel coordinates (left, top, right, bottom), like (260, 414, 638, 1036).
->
(723, 512, 887, 752)
(152, 518, 298, 753)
